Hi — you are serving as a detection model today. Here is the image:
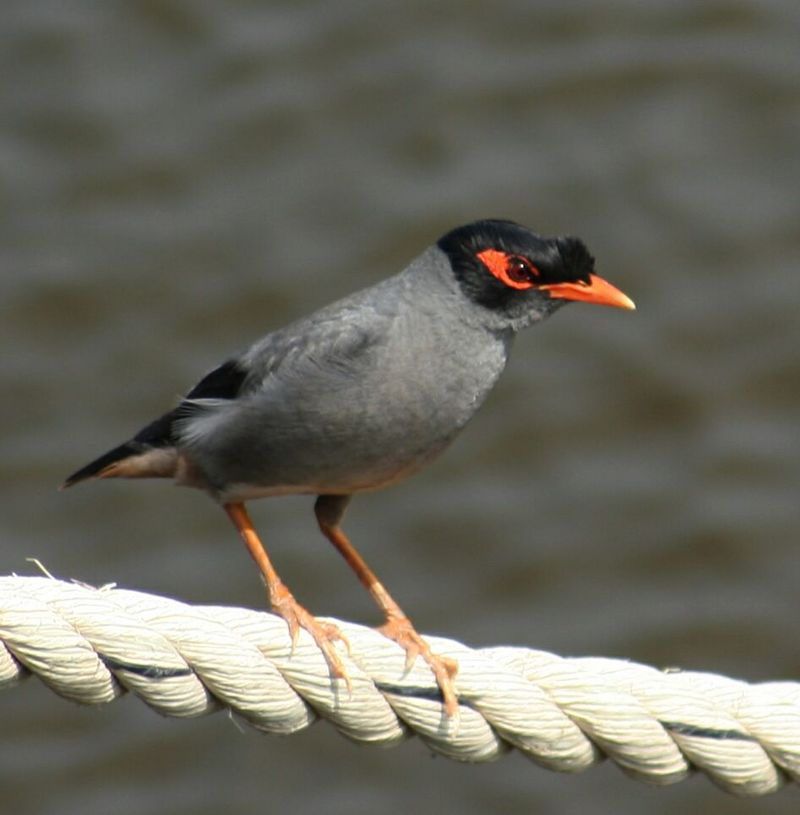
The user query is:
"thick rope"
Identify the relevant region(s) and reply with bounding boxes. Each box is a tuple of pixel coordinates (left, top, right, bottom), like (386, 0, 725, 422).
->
(1, 574, 797, 796)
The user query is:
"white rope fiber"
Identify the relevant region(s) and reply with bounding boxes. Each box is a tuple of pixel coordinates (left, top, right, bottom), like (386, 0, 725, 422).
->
(1, 574, 798, 796)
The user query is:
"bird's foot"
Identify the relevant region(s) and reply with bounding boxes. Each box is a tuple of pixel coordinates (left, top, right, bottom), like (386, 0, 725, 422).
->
(378, 613, 459, 716)
(270, 582, 352, 691)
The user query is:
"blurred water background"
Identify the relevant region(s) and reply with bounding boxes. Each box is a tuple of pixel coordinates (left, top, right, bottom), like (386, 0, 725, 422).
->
(1, 1, 799, 813)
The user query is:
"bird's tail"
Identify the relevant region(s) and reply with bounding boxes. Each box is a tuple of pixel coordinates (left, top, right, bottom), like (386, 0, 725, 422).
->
(61, 442, 144, 488)
(61, 412, 178, 489)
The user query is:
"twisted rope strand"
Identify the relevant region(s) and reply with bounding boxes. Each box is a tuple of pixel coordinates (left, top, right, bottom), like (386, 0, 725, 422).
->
(1, 575, 797, 796)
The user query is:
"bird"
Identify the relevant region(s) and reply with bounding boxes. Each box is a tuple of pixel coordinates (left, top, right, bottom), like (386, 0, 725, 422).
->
(62, 218, 634, 715)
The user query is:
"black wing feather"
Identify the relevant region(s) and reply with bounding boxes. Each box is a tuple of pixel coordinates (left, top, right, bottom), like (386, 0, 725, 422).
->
(184, 358, 248, 402)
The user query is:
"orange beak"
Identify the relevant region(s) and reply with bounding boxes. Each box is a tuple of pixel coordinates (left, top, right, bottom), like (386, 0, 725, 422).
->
(540, 274, 636, 310)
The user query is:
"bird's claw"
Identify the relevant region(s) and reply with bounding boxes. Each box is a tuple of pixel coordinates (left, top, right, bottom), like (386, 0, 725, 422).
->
(379, 614, 459, 716)
(269, 582, 353, 691)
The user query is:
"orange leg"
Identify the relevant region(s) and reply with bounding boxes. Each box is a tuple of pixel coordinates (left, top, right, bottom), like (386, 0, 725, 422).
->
(315, 495, 459, 715)
(224, 502, 350, 687)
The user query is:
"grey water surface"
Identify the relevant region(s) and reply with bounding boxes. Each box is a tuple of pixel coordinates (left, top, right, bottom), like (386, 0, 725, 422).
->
(1, 2, 799, 813)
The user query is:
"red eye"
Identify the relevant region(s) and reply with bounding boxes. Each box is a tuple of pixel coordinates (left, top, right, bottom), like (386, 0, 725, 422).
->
(506, 256, 537, 285)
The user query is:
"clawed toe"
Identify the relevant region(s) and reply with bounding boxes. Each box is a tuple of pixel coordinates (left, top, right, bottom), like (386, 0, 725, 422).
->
(379, 614, 459, 716)
(271, 587, 352, 690)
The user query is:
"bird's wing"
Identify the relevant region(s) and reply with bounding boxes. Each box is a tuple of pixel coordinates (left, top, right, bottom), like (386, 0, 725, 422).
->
(184, 358, 250, 402)
(244, 307, 385, 388)
(178, 298, 390, 411)
(170, 301, 394, 463)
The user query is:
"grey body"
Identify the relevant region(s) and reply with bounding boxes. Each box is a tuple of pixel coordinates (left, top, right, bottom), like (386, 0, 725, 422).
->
(61, 219, 632, 718)
(178, 246, 526, 502)
(64, 220, 620, 506)
(62, 219, 631, 716)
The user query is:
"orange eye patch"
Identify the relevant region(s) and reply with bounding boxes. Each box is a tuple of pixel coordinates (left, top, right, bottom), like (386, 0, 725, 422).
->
(476, 249, 540, 290)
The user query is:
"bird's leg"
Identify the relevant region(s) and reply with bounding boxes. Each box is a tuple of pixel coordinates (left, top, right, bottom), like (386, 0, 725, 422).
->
(314, 494, 459, 715)
(223, 502, 350, 686)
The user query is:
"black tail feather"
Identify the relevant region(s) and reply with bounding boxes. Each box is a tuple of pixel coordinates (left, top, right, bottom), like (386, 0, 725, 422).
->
(61, 359, 245, 490)
(61, 441, 143, 489)
(131, 410, 178, 447)
(61, 408, 179, 489)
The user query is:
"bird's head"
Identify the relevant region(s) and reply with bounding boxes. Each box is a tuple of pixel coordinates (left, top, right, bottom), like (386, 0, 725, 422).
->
(437, 219, 634, 331)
